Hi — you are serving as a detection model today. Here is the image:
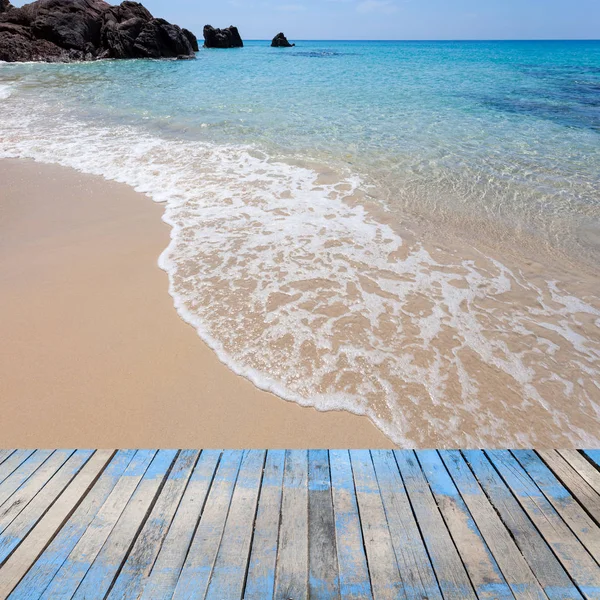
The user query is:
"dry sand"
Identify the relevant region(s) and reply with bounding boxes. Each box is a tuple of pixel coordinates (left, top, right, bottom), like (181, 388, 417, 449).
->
(0, 158, 392, 448)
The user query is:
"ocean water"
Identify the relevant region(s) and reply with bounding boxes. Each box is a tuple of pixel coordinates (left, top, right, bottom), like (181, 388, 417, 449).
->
(1, 40, 599, 446)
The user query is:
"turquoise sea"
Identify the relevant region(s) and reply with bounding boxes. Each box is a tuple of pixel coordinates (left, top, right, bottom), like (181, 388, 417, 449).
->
(1, 40, 599, 446)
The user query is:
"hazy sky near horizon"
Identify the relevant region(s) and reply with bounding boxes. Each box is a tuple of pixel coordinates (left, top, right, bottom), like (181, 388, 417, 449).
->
(11, 0, 600, 40)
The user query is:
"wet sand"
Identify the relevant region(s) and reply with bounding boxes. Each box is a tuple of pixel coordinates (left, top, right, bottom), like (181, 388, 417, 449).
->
(0, 158, 392, 448)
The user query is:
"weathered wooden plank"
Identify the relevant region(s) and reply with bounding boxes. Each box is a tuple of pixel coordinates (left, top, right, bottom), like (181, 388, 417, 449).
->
(350, 450, 404, 600)
(558, 450, 600, 496)
(205, 450, 266, 599)
(487, 450, 600, 600)
(140, 450, 222, 600)
(463, 450, 584, 600)
(583, 451, 600, 470)
(513, 450, 600, 562)
(394, 450, 476, 600)
(537, 450, 600, 523)
(0, 450, 16, 467)
(0, 450, 113, 599)
(416, 450, 514, 600)
(0, 450, 95, 566)
(0, 451, 35, 486)
(329, 449, 372, 600)
(371, 450, 442, 600)
(107, 450, 199, 600)
(71, 449, 178, 600)
(440, 451, 546, 600)
(9, 450, 136, 600)
(38, 450, 156, 599)
(0, 451, 75, 536)
(274, 449, 309, 600)
(171, 450, 243, 600)
(244, 450, 286, 600)
(307, 449, 340, 600)
(0, 450, 53, 506)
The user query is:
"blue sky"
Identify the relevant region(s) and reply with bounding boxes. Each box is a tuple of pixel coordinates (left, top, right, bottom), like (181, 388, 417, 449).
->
(12, 0, 600, 40)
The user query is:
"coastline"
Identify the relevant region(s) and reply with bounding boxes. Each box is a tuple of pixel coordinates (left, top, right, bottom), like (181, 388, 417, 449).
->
(0, 158, 393, 448)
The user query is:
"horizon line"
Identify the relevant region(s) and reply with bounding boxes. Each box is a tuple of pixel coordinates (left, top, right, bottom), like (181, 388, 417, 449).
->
(236, 38, 600, 42)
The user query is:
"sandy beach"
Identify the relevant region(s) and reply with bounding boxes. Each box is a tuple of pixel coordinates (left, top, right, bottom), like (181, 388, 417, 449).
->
(0, 158, 392, 448)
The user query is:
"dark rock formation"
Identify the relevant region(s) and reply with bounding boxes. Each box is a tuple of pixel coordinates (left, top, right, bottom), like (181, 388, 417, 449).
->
(0, 0, 198, 62)
(203, 24, 242, 48)
(271, 32, 294, 47)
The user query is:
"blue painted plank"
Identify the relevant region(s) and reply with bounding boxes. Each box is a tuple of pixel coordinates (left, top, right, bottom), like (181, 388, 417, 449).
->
(537, 450, 600, 524)
(172, 450, 244, 600)
(487, 450, 600, 600)
(39, 450, 157, 599)
(274, 450, 309, 600)
(583, 451, 600, 470)
(559, 451, 600, 496)
(463, 450, 584, 600)
(350, 450, 404, 600)
(394, 450, 477, 600)
(107, 450, 200, 600)
(0, 451, 15, 467)
(0, 450, 94, 566)
(244, 449, 286, 600)
(71, 449, 178, 600)
(205, 450, 266, 599)
(330, 449, 373, 599)
(307, 449, 340, 600)
(0, 451, 35, 486)
(0, 451, 75, 539)
(0, 450, 53, 510)
(8, 450, 137, 600)
(141, 450, 222, 600)
(371, 450, 442, 600)
(513, 450, 600, 562)
(440, 450, 547, 600)
(416, 450, 514, 600)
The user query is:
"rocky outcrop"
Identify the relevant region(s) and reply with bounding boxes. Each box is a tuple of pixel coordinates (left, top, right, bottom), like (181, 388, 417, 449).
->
(203, 24, 242, 48)
(271, 32, 294, 47)
(0, 0, 198, 62)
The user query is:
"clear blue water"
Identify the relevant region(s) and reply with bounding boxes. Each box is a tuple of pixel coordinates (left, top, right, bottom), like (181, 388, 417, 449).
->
(1, 41, 599, 446)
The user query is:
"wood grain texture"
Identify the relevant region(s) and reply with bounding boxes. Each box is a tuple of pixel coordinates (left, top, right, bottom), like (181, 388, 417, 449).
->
(171, 450, 243, 600)
(2, 447, 599, 600)
(0, 449, 113, 598)
(463, 450, 584, 600)
(350, 450, 404, 600)
(537, 450, 600, 523)
(274, 450, 309, 600)
(308, 449, 340, 600)
(330, 449, 372, 600)
(513, 450, 600, 562)
(371, 450, 442, 600)
(244, 450, 285, 600)
(440, 450, 546, 600)
(487, 450, 600, 600)
(140, 450, 222, 600)
(395, 450, 477, 600)
(416, 450, 514, 600)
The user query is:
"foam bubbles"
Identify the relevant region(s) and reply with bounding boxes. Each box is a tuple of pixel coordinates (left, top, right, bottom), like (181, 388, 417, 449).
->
(0, 83, 14, 100)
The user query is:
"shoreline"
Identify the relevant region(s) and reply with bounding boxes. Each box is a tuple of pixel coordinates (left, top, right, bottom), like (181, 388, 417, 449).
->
(0, 158, 393, 448)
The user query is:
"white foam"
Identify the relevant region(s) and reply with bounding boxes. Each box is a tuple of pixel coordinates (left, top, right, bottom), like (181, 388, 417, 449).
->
(1, 90, 599, 447)
(0, 83, 14, 100)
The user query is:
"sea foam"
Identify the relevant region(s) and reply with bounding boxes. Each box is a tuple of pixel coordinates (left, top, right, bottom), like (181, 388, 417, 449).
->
(1, 91, 599, 447)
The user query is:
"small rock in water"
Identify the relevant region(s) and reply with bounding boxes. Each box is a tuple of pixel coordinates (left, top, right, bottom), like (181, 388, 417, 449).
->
(271, 32, 294, 47)
(203, 24, 243, 48)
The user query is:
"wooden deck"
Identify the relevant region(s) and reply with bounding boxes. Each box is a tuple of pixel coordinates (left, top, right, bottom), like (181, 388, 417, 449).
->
(0, 450, 599, 599)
